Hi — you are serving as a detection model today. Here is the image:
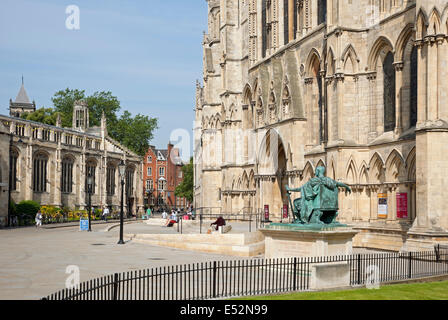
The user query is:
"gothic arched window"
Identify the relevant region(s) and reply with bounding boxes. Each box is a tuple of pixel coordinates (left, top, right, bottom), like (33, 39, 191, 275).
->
(318, 0, 327, 25)
(107, 163, 116, 196)
(410, 46, 418, 128)
(61, 157, 74, 193)
(10, 150, 18, 191)
(383, 52, 396, 132)
(33, 152, 48, 193)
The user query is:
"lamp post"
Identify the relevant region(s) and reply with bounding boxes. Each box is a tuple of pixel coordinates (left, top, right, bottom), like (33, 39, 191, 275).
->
(87, 173, 93, 232)
(118, 160, 126, 244)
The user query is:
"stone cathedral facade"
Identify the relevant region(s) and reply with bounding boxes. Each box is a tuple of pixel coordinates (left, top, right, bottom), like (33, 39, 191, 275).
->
(0, 85, 144, 226)
(194, 0, 448, 251)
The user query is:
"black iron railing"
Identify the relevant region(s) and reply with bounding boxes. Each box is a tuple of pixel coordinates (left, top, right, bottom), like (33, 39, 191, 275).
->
(43, 248, 448, 300)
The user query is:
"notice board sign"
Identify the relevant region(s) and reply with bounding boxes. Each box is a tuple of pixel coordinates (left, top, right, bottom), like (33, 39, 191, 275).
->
(80, 219, 89, 231)
(282, 204, 289, 219)
(264, 205, 270, 221)
(378, 193, 388, 219)
(397, 193, 408, 219)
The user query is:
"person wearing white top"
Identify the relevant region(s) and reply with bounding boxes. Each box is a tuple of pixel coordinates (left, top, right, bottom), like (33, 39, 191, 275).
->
(35, 211, 42, 227)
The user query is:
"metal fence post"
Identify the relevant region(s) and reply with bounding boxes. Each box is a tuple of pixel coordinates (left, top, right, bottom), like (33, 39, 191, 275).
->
(200, 214, 202, 234)
(408, 252, 412, 279)
(357, 254, 361, 285)
(293, 257, 297, 291)
(113, 273, 119, 300)
(212, 261, 217, 298)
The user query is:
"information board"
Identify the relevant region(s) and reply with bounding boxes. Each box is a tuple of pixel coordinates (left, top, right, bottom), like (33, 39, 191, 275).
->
(282, 204, 289, 219)
(264, 205, 269, 221)
(378, 193, 388, 219)
(397, 193, 408, 219)
(80, 219, 89, 231)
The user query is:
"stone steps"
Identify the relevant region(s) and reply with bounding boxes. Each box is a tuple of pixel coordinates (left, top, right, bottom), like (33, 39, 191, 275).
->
(125, 232, 265, 257)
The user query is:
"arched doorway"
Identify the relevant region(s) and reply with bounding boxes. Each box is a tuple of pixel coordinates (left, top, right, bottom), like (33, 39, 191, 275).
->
(257, 129, 288, 221)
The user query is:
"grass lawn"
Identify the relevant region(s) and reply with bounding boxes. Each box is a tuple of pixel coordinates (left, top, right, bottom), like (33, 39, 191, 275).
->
(233, 280, 448, 300)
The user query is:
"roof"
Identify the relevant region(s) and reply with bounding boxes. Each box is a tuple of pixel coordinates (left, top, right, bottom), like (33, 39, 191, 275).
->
(14, 84, 31, 104)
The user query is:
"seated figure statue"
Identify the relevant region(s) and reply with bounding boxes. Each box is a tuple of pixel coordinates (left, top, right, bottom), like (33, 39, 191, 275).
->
(286, 166, 351, 225)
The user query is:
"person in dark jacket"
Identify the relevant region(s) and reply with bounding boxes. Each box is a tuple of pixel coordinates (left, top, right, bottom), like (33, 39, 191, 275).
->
(210, 216, 226, 231)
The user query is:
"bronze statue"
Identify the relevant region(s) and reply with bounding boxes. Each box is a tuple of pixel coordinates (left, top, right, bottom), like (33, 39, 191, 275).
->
(286, 166, 351, 225)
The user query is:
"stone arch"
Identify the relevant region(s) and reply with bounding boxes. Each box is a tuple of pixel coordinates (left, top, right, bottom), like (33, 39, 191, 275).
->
(416, 9, 428, 39)
(399, 28, 418, 130)
(406, 147, 416, 181)
(257, 129, 289, 218)
(443, 4, 448, 34)
(327, 47, 336, 75)
(305, 49, 323, 145)
(249, 170, 255, 189)
(428, 8, 442, 35)
(302, 161, 315, 181)
(341, 44, 359, 74)
(257, 128, 287, 174)
(395, 24, 415, 62)
(328, 158, 336, 180)
(345, 158, 358, 184)
(305, 49, 322, 77)
(281, 84, 291, 119)
(359, 162, 369, 185)
(368, 36, 395, 71)
(242, 171, 249, 190)
(243, 84, 252, 105)
(385, 149, 406, 182)
(316, 159, 326, 168)
(369, 152, 386, 184)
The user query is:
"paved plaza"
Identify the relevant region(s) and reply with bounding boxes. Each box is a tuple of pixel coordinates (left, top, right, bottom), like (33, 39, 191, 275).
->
(0, 219, 385, 300)
(0, 220, 248, 300)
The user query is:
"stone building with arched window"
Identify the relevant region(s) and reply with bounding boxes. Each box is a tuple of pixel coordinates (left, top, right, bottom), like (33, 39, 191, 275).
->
(194, 0, 448, 252)
(0, 93, 144, 226)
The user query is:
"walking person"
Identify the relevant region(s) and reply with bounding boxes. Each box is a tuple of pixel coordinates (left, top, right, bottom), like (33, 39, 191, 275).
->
(146, 207, 152, 219)
(35, 210, 42, 228)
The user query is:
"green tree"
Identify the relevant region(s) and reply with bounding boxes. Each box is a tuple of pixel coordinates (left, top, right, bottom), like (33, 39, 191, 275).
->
(85, 91, 120, 127)
(108, 111, 158, 156)
(21, 107, 61, 125)
(51, 88, 86, 127)
(175, 157, 194, 203)
(33, 88, 158, 156)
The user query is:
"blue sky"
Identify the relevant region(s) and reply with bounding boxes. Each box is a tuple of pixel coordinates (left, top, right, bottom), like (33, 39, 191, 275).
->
(0, 0, 207, 154)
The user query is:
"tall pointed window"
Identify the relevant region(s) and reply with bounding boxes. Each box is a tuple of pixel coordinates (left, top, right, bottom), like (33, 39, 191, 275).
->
(10, 150, 18, 191)
(126, 168, 135, 197)
(33, 152, 48, 193)
(383, 52, 396, 132)
(410, 46, 418, 127)
(262, 0, 267, 57)
(106, 164, 116, 196)
(61, 157, 74, 193)
(318, 0, 327, 25)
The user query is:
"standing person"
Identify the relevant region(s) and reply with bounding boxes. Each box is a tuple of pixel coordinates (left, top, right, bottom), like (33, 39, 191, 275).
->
(35, 210, 42, 228)
(102, 206, 109, 221)
(146, 207, 152, 219)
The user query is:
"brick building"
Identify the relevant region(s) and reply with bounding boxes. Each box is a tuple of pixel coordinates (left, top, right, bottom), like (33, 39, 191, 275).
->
(143, 144, 189, 211)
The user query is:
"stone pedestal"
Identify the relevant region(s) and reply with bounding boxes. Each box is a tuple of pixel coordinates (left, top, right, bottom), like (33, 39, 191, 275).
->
(260, 226, 359, 258)
(310, 261, 351, 290)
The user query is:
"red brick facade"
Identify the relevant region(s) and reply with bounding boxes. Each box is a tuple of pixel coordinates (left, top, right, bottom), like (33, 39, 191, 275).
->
(142, 144, 189, 210)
